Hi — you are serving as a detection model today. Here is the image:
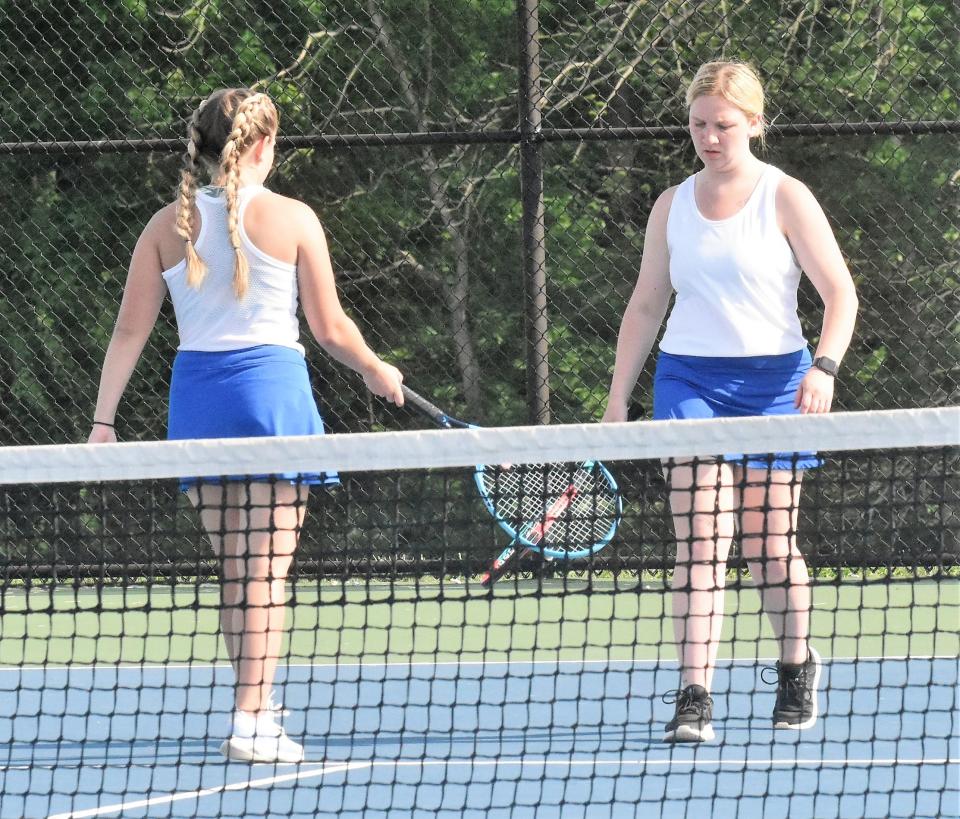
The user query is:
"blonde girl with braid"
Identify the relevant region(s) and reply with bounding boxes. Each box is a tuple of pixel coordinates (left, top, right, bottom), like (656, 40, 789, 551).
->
(89, 89, 404, 764)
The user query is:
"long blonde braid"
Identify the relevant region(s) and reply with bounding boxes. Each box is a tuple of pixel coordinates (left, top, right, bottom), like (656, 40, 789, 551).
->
(177, 97, 210, 288)
(219, 93, 272, 300)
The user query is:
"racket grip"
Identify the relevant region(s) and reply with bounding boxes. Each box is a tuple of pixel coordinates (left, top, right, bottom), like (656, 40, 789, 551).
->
(480, 546, 528, 587)
(400, 386, 449, 422)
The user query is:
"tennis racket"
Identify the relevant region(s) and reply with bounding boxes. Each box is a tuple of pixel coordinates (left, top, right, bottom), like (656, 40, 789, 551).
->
(400, 386, 622, 586)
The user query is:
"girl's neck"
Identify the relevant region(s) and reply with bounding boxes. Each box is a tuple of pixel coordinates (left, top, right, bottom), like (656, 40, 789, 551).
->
(211, 167, 266, 189)
(699, 154, 764, 186)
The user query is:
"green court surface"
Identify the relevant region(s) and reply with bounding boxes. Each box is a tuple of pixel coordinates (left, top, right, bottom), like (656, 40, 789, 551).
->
(1, 578, 956, 667)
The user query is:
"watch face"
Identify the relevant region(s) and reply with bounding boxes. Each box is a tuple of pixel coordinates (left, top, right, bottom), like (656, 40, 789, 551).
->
(814, 357, 838, 375)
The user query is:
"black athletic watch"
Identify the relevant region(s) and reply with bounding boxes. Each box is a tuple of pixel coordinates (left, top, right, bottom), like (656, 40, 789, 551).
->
(812, 356, 839, 377)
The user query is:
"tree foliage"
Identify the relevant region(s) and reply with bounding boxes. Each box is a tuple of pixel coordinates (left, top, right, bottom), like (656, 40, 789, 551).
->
(0, 0, 956, 444)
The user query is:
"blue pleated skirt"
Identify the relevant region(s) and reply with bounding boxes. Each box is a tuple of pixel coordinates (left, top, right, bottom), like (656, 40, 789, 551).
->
(652, 348, 822, 470)
(168, 345, 339, 489)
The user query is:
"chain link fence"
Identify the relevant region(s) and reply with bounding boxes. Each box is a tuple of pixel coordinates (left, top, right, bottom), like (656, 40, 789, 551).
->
(1, 1, 957, 576)
(3, 0, 957, 444)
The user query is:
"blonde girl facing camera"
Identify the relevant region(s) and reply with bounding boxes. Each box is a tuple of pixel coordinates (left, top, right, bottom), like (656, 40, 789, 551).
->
(89, 89, 404, 763)
(603, 62, 858, 742)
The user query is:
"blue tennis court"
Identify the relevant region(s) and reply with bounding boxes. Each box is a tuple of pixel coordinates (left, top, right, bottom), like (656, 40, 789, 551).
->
(1, 654, 956, 819)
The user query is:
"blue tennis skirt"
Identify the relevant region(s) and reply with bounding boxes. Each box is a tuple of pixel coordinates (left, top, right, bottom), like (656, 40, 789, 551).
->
(653, 348, 822, 471)
(168, 344, 339, 489)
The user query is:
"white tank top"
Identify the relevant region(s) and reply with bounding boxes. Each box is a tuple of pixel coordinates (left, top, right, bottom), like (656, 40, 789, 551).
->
(162, 185, 305, 354)
(660, 164, 807, 357)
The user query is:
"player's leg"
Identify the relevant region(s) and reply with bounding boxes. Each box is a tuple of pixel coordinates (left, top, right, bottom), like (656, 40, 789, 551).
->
(188, 482, 243, 672)
(663, 459, 736, 742)
(229, 481, 306, 713)
(191, 479, 309, 761)
(740, 467, 820, 728)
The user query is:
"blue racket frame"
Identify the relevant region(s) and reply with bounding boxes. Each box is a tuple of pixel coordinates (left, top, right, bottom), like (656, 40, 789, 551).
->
(401, 385, 622, 561)
(473, 460, 621, 560)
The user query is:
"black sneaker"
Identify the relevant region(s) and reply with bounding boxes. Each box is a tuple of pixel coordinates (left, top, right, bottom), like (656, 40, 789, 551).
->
(662, 684, 715, 743)
(765, 645, 822, 729)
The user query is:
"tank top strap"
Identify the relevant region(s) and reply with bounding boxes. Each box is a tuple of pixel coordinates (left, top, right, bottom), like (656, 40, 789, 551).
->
(666, 173, 696, 234)
(235, 185, 267, 234)
(754, 164, 784, 219)
(192, 185, 267, 255)
(676, 173, 696, 208)
(190, 191, 216, 252)
(237, 184, 267, 206)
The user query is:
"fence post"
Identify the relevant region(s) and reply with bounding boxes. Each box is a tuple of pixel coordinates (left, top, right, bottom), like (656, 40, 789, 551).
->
(517, 0, 550, 424)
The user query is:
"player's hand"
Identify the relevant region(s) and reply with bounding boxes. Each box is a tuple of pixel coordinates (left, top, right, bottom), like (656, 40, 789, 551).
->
(794, 369, 834, 414)
(87, 424, 117, 444)
(601, 399, 628, 423)
(364, 361, 405, 406)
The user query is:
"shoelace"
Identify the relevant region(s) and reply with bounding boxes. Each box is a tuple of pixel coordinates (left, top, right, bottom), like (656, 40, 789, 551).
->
(761, 663, 811, 703)
(662, 688, 712, 714)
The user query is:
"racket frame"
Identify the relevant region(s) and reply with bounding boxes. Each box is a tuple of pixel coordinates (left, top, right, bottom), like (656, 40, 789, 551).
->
(399, 385, 622, 562)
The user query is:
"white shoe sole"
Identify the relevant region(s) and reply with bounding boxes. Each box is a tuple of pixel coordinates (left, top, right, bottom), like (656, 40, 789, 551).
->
(774, 645, 823, 730)
(219, 737, 304, 764)
(664, 723, 715, 743)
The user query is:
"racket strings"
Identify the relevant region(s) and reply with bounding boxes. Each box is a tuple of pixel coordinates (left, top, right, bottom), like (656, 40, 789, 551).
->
(552, 484, 619, 546)
(480, 462, 618, 553)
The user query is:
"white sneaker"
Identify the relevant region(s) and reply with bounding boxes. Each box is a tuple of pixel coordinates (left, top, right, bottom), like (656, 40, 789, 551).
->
(220, 711, 304, 764)
(267, 690, 290, 718)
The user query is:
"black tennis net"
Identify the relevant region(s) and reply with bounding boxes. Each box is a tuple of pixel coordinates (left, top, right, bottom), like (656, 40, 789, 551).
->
(0, 407, 956, 818)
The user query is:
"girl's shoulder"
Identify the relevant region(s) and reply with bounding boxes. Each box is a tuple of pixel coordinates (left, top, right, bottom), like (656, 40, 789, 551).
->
(143, 201, 181, 245)
(246, 189, 318, 224)
(138, 202, 190, 270)
(654, 183, 682, 211)
(243, 190, 326, 257)
(772, 172, 830, 235)
(773, 173, 820, 211)
(764, 164, 806, 193)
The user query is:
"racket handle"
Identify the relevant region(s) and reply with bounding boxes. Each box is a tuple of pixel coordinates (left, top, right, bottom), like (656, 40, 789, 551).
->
(627, 402, 645, 422)
(480, 544, 529, 587)
(481, 483, 577, 586)
(400, 386, 451, 425)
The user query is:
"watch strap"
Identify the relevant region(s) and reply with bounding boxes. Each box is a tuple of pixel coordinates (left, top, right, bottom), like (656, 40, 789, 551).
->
(812, 356, 839, 377)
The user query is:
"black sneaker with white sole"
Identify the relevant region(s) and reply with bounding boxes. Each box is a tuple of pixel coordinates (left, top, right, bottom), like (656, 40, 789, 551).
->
(765, 645, 822, 729)
(662, 684, 715, 743)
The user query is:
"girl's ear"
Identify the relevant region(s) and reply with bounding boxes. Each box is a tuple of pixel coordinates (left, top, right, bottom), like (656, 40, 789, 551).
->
(253, 133, 274, 162)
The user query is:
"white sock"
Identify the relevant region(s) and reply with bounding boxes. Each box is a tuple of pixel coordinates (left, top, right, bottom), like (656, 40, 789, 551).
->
(232, 710, 281, 739)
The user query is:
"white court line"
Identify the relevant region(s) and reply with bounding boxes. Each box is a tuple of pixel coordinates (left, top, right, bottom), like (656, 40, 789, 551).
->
(45, 762, 355, 819)
(45, 755, 958, 819)
(3, 654, 956, 673)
